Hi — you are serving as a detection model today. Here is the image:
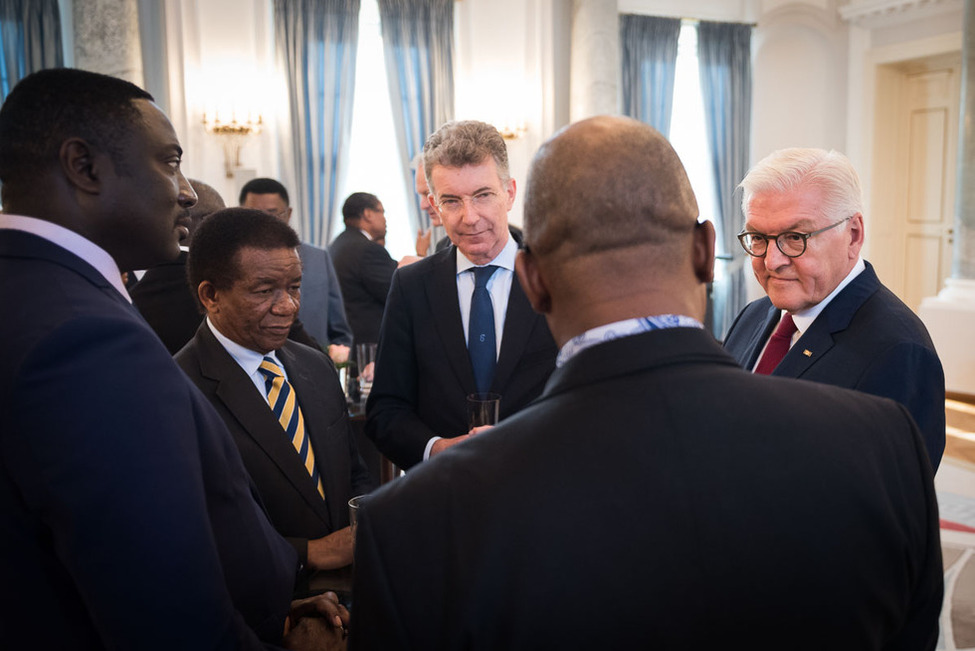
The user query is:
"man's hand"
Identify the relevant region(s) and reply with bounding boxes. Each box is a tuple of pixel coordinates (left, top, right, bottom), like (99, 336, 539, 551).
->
(430, 433, 474, 457)
(328, 344, 350, 365)
(415, 228, 431, 257)
(397, 255, 423, 268)
(468, 425, 494, 436)
(307, 527, 354, 571)
(284, 592, 349, 651)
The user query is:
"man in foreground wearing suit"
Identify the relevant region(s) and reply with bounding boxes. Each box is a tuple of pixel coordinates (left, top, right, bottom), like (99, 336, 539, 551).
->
(131, 178, 225, 353)
(176, 208, 374, 586)
(241, 177, 354, 364)
(0, 68, 345, 649)
(349, 116, 942, 649)
(365, 120, 557, 470)
(722, 148, 945, 469)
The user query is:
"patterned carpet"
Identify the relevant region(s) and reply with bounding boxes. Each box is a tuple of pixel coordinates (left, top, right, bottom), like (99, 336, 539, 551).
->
(937, 398, 975, 649)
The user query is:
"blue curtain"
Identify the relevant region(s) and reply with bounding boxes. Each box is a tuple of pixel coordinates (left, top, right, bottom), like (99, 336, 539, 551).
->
(0, 0, 62, 101)
(377, 0, 453, 237)
(274, 0, 360, 247)
(698, 20, 752, 340)
(619, 14, 680, 136)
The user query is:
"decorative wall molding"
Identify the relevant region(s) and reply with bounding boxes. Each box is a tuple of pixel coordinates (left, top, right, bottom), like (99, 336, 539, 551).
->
(839, 0, 963, 28)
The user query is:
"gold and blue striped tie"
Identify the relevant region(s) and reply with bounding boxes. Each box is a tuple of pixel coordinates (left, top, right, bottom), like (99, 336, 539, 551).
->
(258, 357, 324, 499)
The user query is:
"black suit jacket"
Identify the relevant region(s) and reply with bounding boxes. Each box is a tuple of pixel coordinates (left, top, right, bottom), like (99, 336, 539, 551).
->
(130, 250, 203, 354)
(723, 262, 945, 469)
(365, 246, 557, 469)
(176, 323, 375, 567)
(1, 230, 296, 649)
(329, 228, 398, 344)
(350, 328, 943, 650)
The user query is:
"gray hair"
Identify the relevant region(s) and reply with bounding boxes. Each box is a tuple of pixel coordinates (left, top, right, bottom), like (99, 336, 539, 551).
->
(740, 148, 864, 222)
(422, 120, 509, 193)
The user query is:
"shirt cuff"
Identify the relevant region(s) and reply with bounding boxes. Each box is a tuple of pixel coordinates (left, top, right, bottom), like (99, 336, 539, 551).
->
(423, 436, 441, 461)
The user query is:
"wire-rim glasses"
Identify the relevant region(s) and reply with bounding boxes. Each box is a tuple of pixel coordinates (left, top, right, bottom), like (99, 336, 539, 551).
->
(737, 216, 852, 258)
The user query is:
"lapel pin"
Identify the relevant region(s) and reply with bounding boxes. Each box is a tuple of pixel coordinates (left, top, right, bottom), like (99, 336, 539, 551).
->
(803, 349, 812, 357)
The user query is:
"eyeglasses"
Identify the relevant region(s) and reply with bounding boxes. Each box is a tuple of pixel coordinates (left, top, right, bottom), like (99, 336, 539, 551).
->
(436, 191, 500, 216)
(737, 216, 852, 258)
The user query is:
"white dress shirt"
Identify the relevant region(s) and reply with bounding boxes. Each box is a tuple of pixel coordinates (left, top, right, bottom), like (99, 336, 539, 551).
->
(206, 317, 289, 405)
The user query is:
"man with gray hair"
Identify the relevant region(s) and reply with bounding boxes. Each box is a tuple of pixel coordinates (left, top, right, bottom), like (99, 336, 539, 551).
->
(365, 120, 557, 470)
(723, 147, 945, 469)
(349, 116, 942, 650)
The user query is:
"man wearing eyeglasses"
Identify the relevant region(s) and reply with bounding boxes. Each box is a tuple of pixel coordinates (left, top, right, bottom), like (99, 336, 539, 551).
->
(723, 148, 945, 469)
(365, 120, 557, 470)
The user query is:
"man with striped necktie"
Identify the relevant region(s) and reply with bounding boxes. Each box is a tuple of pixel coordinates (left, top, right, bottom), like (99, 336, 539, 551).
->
(176, 207, 374, 587)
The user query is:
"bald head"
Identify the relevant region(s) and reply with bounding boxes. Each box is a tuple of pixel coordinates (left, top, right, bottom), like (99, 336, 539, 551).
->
(185, 180, 226, 244)
(516, 116, 713, 344)
(524, 115, 698, 264)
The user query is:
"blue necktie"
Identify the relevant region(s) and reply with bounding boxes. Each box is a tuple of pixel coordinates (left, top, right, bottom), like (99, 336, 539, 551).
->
(469, 265, 498, 393)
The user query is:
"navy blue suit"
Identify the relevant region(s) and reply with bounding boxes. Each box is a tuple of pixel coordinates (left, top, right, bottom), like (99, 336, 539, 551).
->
(723, 262, 945, 469)
(0, 230, 297, 649)
(365, 245, 557, 469)
(296, 242, 353, 347)
(351, 328, 942, 649)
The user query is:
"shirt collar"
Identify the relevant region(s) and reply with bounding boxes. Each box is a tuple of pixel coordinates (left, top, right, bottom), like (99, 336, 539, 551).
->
(206, 317, 281, 376)
(358, 228, 374, 242)
(455, 232, 518, 275)
(790, 257, 865, 334)
(1, 213, 131, 302)
(557, 315, 704, 367)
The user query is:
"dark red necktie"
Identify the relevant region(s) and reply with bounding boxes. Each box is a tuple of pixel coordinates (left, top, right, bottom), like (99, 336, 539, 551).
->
(754, 313, 797, 375)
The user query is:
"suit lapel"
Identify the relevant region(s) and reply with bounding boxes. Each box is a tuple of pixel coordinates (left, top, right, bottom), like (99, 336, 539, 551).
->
(741, 301, 780, 370)
(196, 326, 332, 525)
(426, 249, 478, 392)
(492, 278, 537, 392)
(774, 263, 881, 378)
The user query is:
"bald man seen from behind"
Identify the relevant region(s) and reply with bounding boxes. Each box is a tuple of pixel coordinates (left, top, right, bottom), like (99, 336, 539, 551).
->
(348, 116, 943, 650)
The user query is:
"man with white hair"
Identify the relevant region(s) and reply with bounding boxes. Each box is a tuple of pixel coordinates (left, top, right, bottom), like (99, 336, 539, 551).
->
(723, 147, 945, 469)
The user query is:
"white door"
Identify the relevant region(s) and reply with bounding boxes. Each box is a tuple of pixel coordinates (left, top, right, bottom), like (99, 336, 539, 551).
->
(889, 53, 959, 312)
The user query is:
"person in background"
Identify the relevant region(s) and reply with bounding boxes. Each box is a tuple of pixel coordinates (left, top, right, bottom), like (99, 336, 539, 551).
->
(365, 120, 557, 470)
(241, 177, 353, 365)
(177, 208, 375, 590)
(349, 115, 942, 651)
(0, 67, 345, 650)
(131, 178, 225, 354)
(329, 191, 421, 346)
(722, 147, 945, 469)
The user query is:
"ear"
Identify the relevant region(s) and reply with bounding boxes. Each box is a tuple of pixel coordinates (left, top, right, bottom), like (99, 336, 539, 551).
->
(59, 138, 102, 194)
(693, 220, 716, 285)
(848, 212, 865, 259)
(198, 281, 219, 314)
(504, 178, 517, 210)
(515, 249, 552, 314)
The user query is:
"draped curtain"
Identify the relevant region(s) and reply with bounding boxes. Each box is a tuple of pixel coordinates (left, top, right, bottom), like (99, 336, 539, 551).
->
(0, 0, 61, 101)
(377, 0, 453, 237)
(697, 20, 752, 340)
(274, 0, 360, 247)
(619, 14, 680, 136)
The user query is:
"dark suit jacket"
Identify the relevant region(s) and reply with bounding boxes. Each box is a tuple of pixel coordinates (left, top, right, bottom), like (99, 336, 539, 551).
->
(723, 262, 945, 469)
(297, 242, 353, 347)
(350, 328, 943, 650)
(0, 230, 297, 649)
(329, 228, 398, 344)
(130, 250, 203, 354)
(176, 323, 374, 568)
(365, 246, 557, 469)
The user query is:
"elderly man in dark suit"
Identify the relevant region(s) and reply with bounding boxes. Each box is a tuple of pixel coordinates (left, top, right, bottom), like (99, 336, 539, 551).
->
(722, 148, 945, 469)
(0, 68, 348, 650)
(365, 121, 558, 470)
(176, 208, 374, 587)
(241, 177, 354, 365)
(349, 116, 943, 650)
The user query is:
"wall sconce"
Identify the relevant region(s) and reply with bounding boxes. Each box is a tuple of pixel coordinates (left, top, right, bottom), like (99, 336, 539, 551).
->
(497, 122, 527, 140)
(202, 112, 263, 178)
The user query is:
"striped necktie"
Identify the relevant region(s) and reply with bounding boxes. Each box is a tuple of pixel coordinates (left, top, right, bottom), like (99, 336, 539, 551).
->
(258, 356, 324, 498)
